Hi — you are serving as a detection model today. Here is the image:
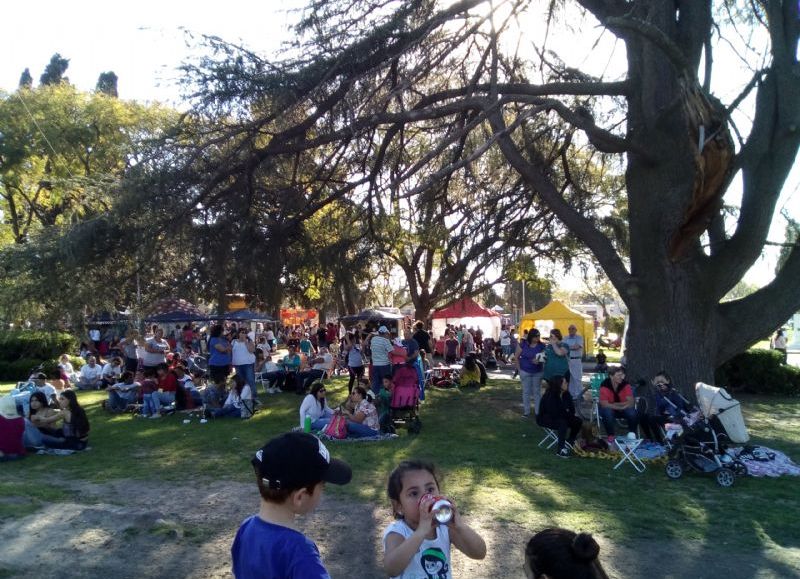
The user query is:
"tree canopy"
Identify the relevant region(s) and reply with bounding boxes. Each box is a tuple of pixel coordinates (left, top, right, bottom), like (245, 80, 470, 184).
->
(166, 0, 799, 387)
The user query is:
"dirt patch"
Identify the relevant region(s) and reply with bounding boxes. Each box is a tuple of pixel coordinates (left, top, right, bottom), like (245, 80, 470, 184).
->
(0, 479, 797, 578)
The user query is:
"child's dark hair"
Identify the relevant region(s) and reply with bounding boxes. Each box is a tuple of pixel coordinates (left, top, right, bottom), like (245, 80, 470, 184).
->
(546, 375, 565, 392)
(387, 460, 440, 518)
(28, 391, 50, 416)
(254, 469, 318, 503)
(59, 389, 90, 437)
(524, 528, 609, 579)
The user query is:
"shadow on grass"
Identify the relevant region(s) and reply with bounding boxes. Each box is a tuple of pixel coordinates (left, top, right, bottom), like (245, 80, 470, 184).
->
(1, 380, 798, 578)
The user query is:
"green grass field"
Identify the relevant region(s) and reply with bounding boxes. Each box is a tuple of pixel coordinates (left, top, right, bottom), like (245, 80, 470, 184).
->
(1, 378, 798, 553)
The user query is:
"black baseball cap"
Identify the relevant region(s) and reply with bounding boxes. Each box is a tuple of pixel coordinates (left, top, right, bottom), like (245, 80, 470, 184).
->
(251, 432, 352, 489)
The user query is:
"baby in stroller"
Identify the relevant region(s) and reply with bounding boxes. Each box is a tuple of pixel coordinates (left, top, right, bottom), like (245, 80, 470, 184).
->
(383, 365, 422, 434)
(665, 382, 749, 487)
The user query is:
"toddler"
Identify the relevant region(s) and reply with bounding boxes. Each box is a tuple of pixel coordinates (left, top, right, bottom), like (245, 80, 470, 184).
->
(383, 460, 486, 578)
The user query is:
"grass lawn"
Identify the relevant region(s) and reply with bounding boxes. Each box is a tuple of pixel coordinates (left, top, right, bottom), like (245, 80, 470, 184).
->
(1, 378, 798, 557)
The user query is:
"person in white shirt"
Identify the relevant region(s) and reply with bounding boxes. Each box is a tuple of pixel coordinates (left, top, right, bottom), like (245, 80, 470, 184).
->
(298, 382, 335, 430)
(297, 346, 334, 393)
(258, 353, 285, 394)
(76, 356, 104, 390)
(143, 328, 170, 369)
(562, 325, 585, 398)
(107, 371, 140, 412)
(58, 354, 79, 384)
(100, 357, 123, 388)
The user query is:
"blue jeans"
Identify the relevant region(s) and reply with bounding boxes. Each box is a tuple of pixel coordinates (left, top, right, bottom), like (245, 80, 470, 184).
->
(211, 404, 242, 418)
(146, 391, 175, 415)
(519, 370, 543, 416)
(311, 417, 331, 431)
(108, 390, 137, 412)
(297, 369, 325, 392)
(370, 365, 392, 395)
(346, 421, 379, 438)
(235, 364, 256, 392)
(414, 359, 426, 401)
(599, 406, 639, 436)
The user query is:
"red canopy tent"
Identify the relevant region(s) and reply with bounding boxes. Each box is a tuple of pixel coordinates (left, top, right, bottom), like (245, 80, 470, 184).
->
(431, 297, 501, 344)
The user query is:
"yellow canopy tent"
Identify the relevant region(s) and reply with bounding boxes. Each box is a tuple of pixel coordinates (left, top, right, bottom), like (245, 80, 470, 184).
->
(519, 301, 595, 357)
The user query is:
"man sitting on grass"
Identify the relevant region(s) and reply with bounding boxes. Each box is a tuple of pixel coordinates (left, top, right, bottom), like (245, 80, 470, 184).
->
(76, 356, 103, 390)
(106, 371, 140, 413)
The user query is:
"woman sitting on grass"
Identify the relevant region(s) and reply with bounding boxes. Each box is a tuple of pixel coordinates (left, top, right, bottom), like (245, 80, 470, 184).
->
(298, 381, 335, 430)
(26, 390, 90, 451)
(458, 354, 482, 388)
(206, 374, 254, 419)
(340, 386, 380, 438)
(27, 391, 61, 437)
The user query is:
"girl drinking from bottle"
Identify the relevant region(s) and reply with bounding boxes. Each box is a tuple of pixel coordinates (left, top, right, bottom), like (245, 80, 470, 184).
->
(383, 459, 486, 578)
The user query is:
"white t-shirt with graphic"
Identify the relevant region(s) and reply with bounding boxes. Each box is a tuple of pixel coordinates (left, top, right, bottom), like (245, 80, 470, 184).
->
(383, 519, 451, 579)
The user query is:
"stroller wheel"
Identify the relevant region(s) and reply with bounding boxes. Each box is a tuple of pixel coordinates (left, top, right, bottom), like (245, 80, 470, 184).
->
(665, 460, 684, 480)
(408, 417, 422, 435)
(715, 468, 735, 487)
(732, 460, 748, 477)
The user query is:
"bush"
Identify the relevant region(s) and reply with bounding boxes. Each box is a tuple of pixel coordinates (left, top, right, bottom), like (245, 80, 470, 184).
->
(0, 358, 47, 381)
(0, 330, 78, 362)
(715, 349, 800, 396)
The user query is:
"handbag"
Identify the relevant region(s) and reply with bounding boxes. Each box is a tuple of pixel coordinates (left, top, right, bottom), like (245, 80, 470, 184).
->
(323, 413, 347, 439)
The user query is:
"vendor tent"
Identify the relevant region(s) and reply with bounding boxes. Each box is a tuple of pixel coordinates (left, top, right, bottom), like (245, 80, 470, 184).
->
(210, 309, 276, 322)
(431, 297, 501, 340)
(143, 299, 208, 323)
(519, 301, 595, 356)
(339, 308, 404, 333)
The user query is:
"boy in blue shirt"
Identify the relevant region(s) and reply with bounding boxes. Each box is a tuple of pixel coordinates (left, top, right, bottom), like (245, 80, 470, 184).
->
(232, 432, 352, 578)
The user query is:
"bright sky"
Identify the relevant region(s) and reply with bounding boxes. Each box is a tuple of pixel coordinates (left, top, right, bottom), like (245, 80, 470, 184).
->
(2, 1, 795, 290)
(1, 0, 299, 106)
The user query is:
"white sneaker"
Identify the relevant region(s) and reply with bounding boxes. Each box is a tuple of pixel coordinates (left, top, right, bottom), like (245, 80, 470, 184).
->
(149, 413, 162, 419)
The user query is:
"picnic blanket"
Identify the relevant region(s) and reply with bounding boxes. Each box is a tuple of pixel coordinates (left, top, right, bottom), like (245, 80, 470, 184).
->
(35, 447, 92, 456)
(732, 446, 800, 477)
(291, 426, 398, 442)
(574, 440, 669, 462)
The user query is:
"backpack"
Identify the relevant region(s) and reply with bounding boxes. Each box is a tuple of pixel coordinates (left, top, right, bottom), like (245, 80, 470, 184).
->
(323, 413, 347, 439)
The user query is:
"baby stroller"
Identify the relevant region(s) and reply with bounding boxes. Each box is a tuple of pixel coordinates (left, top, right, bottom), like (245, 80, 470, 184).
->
(665, 383, 749, 487)
(387, 365, 422, 434)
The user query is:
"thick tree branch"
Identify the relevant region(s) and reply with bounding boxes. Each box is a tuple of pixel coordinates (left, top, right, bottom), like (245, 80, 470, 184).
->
(485, 107, 631, 298)
(716, 240, 800, 363)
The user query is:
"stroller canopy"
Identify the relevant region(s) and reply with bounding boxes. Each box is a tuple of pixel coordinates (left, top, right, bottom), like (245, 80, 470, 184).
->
(695, 382, 750, 444)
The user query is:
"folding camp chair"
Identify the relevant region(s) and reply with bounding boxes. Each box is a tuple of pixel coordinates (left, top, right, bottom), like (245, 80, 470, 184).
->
(538, 427, 575, 452)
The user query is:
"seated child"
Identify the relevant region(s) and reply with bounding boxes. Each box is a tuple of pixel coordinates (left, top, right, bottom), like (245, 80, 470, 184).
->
(231, 432, 352, 578)
(524, 527, 610, 579)
(139, 367, 159, 418)
(383, 459, 486, 577)
(207, 374, 253, 419)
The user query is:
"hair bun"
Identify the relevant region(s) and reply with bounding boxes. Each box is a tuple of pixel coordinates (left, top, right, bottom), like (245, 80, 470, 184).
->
(571, 532, 600, 562)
